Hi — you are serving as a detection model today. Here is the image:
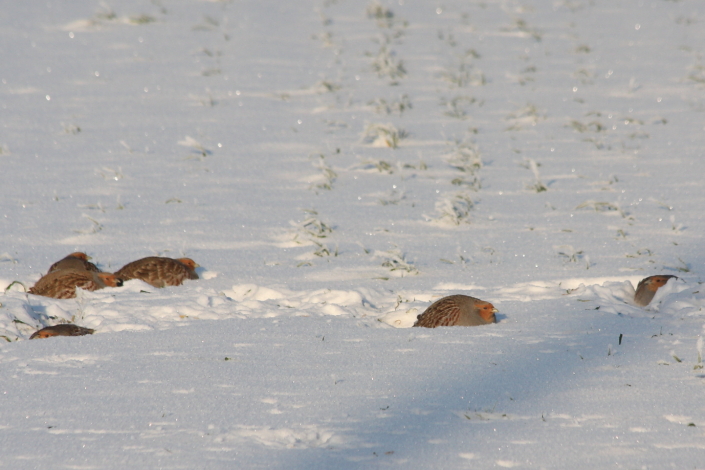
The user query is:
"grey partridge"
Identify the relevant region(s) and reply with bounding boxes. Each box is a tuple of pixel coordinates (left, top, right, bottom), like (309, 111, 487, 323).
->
(29, 269, 123, 299)
(115, 257, 199, 288)
(47, 252, 100, 274)
(413, 294, 497, 328)
(634, 275, 677, 306)
(30, 324, 95, 339)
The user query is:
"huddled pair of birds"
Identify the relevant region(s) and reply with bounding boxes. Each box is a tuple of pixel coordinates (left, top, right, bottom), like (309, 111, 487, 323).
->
(412, 274, 677, 328)
(27, 252, 199, 340)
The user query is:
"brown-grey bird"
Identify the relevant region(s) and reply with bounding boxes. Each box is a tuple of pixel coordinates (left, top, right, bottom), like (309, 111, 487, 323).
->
(47, 252, 100, 274)
(29, 269, 123, 299)
(30, 324, 95, 339)
(634, 275, 677, 306)
(115, 257, 199, 288)
(413, 294, 498, 328)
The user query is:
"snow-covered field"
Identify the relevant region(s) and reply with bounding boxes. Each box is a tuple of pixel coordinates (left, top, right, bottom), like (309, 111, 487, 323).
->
(1, 0, 705, 467)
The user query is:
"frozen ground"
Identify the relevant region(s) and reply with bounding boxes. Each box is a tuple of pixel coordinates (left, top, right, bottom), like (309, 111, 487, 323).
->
(1, 0, 704, 468)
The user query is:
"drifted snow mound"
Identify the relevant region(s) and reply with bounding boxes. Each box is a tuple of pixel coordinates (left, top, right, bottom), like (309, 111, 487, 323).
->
(3, 276, 702, 341)
(567, 276, 705, 317)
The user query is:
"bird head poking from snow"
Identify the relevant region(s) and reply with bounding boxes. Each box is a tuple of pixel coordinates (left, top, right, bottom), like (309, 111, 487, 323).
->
(97, 273, 123, 288)
(68, 252, 91, 261)
(634, 275, 678, 307)
(30, 329, 58, 339)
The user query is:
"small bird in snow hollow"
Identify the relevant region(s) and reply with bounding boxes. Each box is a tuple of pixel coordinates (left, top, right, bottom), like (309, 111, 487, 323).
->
(413, 294, 498, 328)
(29, 269, 123, 299)
(634, 275, 678, 307)
(115, 257, 199, 288)
(30, 324, 95, 339)
(47, 252, 101, 274)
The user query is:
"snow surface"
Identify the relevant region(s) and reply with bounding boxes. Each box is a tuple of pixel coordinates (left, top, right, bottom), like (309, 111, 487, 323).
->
(1, 0, 705, 468)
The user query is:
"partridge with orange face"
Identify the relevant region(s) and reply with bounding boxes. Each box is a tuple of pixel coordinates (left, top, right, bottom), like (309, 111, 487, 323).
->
(29, 269, 123, 299)
(413, 295, 498, 328)
(634, 275, 677, 306)
(115, 257, 199, 288)
(30, 324, 95, 339)
(47, 252, 100, 274)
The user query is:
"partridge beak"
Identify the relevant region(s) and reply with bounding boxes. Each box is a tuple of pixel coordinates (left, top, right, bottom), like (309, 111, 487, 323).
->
(492, 307, 499, 314)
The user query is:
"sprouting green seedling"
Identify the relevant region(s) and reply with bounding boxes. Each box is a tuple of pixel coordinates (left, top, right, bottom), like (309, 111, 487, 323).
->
(312, 80, 341, 93)
(80, 202, 107, 213)
(446, 142, 482, 172)
(440, 63, 486, 88)
(374, 248, 419, 275)
(555, 245, 585, 263)
(4, 281, 27, 293)
(402, 159, 427, 171)
(63, 123, 81, 134)
(362, 123, 407, 148)
(129, 14, 156, 24)
(368, 44, 406, 80)
(378, 189, 405, 206)
(0, 252, 18, 264)
(434, 192, 474, 226)
(575, 200, 626, 217)
(368, 94, 412, 115)
(573, 68, 595, 84)
(505, 18, 543, 41)
(440, 95, 477, 119)
(670, 215, 684, 232)
(165, 198, 182, 204)
(366, 1, 394, 27)
(505, 103, 544, 131)
(178, 136, 211, 158)
(291, 209, 337, 259)
(695, 336, 703, 370)
(94, 5, 117, 21)
(674, 258, 691, 273)
(309, 154, 337, 191)
(360, 159, 394, 174)
(521, 158, 547, 192)
(73, 215, 103, 234)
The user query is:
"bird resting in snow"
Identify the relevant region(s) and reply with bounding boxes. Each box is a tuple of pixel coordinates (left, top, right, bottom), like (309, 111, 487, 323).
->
(413, 294, 498, 328)
(47, 252, 100, 274)
(115, 256, 199, 288)
(30, 324, 95, 339)
(29, 269, 123, 299)
(634, 275, 677, 307)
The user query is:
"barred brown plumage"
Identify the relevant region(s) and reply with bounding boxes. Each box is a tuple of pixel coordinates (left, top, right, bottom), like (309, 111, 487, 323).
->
(30, 324, 95, 339)
(413, 294, 497, 328)
(115, 257, 199, 288)
(29, 270, 123, 299)
(634, 275, 677, 307)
